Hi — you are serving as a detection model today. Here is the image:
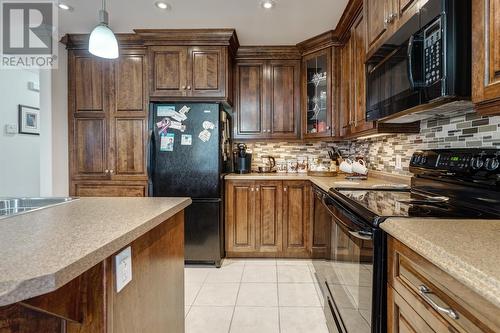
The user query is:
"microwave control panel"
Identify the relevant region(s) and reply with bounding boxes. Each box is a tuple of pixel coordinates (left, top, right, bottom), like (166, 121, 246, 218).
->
(424, 18, 443, 86)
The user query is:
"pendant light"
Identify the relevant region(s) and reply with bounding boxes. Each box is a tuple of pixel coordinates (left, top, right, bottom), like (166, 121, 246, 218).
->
(89, 0, 119, 59)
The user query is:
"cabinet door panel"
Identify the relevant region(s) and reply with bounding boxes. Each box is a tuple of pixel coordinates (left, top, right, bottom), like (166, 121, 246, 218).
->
(234, 63, 266, 138)
(226, 182, 257, 253)
(256, 181, 283, 253)
(189, 47, 224, 97)
(351, 14, 375, 135)
(387, 287, 436, 333)
(74, 118, 107, 176)
(339, 42, 352, 137)
(74, 56, 104, 112)
(113, 118, 146, 176)
(365, 0, 390, 51)
(283, 181, 311, 257)
(269, 61, 300, 138)
(116, 54, 146, 112)
(150, 46, 187, 96)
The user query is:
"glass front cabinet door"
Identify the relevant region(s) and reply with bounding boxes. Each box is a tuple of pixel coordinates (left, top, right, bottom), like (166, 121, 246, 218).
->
(302, 49, 332, 138)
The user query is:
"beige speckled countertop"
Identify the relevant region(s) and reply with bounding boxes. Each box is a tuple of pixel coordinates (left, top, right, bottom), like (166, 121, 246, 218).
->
(225, 170, 411, 192)
(381, 218, 500, 309)
(0, 197, 191, 306)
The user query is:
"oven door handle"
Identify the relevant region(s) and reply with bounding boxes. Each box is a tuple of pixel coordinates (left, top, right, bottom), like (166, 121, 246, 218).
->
(348, 230, 373, 241)
(322, 195, 372, 237)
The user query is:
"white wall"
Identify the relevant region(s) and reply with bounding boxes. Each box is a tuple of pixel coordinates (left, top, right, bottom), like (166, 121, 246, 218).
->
(0, 69, 41, 197)
(50, 45, 69, 196)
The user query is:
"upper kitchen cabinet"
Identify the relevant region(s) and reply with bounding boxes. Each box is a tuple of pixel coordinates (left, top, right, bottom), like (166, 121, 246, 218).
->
(135, 29, 239, 104)
(63, 35, 149, 196)
(297, 31, 338, 139)
(472, 0, 500, 115)
(340, 13, 376, 137)
(302, 49, 333, 138)
(364, 0, 420, 57)
(233, 47, 301, 140)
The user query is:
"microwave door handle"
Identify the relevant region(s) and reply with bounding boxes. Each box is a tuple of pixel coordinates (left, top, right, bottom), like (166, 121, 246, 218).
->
(407, 35, 416, 90)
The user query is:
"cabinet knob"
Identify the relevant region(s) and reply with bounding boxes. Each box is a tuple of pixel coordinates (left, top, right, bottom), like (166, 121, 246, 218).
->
(326, 126, 331, 130)
(109, 170, 114, 174)
(187, 86, 191, 90)
(284, 187, 287, 192)
(182, 86, 187, 90)
(251, 187, 254, 192)
(105, 169, 109, 174)
(256, 187, 259, 192)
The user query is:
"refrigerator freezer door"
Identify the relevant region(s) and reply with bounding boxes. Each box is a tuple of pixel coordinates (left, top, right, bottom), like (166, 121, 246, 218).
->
(150, 103, 222, 198)
(184, 199, 223, 267)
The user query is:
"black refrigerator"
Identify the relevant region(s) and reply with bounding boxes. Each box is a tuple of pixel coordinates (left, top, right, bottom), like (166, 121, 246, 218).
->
(148, 102, 231, 267)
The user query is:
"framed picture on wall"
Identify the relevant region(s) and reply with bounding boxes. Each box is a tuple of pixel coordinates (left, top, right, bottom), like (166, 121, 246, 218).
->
(18, 105, 40, 135)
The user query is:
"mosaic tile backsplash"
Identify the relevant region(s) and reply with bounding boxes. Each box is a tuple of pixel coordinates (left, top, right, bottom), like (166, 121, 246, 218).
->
(244, 111, 500, 176)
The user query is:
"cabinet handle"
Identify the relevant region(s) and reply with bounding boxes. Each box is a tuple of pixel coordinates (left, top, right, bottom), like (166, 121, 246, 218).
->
(390, 13, 397, 22)
(418, 285, 459, 320)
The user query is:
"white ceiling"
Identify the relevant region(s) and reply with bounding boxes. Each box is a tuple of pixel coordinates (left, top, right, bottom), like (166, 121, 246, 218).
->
(58, 0, 350, 45)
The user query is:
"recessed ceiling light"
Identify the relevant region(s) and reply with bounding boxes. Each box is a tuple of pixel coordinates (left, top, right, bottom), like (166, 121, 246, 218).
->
(58, 2, 73, 11)
(260, 0, 276, 9)
(154, 1, 170, 10)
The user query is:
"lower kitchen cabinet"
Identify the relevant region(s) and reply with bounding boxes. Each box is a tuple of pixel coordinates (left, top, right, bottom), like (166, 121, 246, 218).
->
(282, 181, 311, 257)
(225, 180, 312, 258)
(387, 236, 500, 333)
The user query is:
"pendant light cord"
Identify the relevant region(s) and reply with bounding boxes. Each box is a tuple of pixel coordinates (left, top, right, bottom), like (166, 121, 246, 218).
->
(102, 0, 106, 11)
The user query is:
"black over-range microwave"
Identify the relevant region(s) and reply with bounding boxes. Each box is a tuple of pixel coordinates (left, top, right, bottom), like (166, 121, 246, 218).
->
(366, 0, 471, 122)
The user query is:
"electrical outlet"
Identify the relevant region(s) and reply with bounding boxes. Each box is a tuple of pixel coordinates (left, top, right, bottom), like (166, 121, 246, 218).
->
(395, 155, 402, 170)
(115, 246, 132, 292)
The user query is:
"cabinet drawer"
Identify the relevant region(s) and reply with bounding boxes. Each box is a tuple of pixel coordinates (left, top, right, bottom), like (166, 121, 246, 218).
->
(388, 237, 500, 333)
(74, 183, 147, 197)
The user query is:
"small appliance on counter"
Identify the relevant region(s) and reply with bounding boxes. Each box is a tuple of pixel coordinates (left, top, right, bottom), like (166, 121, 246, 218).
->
(257, 155, 276, 173)
(233, 143, 252, 174)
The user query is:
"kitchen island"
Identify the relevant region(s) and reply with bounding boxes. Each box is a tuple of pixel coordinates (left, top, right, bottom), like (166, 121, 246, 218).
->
(0, 197, 191, 333)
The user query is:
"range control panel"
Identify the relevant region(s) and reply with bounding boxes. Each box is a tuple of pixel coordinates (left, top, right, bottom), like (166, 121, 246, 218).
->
(410, 149, 500, 174)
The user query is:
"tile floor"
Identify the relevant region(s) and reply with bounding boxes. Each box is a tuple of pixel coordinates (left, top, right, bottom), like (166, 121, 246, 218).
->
(184, 259, 329, 333)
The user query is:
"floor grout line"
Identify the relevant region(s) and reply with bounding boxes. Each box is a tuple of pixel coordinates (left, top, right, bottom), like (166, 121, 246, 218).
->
(226, 262, 245, 333)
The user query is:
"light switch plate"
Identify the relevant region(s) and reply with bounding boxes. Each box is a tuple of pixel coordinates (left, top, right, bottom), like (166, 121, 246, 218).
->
(115, 246, 132, 293)
(5, 124, 18, 134)
(395, 155, 402, 170)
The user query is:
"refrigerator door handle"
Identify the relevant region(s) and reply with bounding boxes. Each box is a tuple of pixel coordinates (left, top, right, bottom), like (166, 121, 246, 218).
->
(147, 129, 155, 194)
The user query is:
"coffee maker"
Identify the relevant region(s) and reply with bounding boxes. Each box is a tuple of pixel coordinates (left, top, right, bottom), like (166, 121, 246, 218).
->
(233, 143, 252, 174)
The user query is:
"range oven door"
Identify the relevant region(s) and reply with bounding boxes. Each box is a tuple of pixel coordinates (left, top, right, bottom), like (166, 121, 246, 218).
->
(320, 195, 374, 333)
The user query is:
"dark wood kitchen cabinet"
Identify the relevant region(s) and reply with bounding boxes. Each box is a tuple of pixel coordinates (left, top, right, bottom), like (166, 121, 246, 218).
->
(472, 0, 500, 115)
(364, 0, 420, 57)
(225, 180, 311, 258)
(340, 13, 375, 137)
(387, 237, 500, 333)
(68, 48, 148, 196)
(233, 54, 301, 140)
(282, 181, 312, 257)
(149, 46, 227, 99)
(302, 49, 333, 139)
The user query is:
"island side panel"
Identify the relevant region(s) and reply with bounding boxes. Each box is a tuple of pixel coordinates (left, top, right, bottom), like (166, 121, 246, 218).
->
(0, 210, 185, 333)
(107, 211, 185, 333)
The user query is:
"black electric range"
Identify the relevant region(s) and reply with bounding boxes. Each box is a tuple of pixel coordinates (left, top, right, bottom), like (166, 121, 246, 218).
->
(314, 149, 500, 333)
